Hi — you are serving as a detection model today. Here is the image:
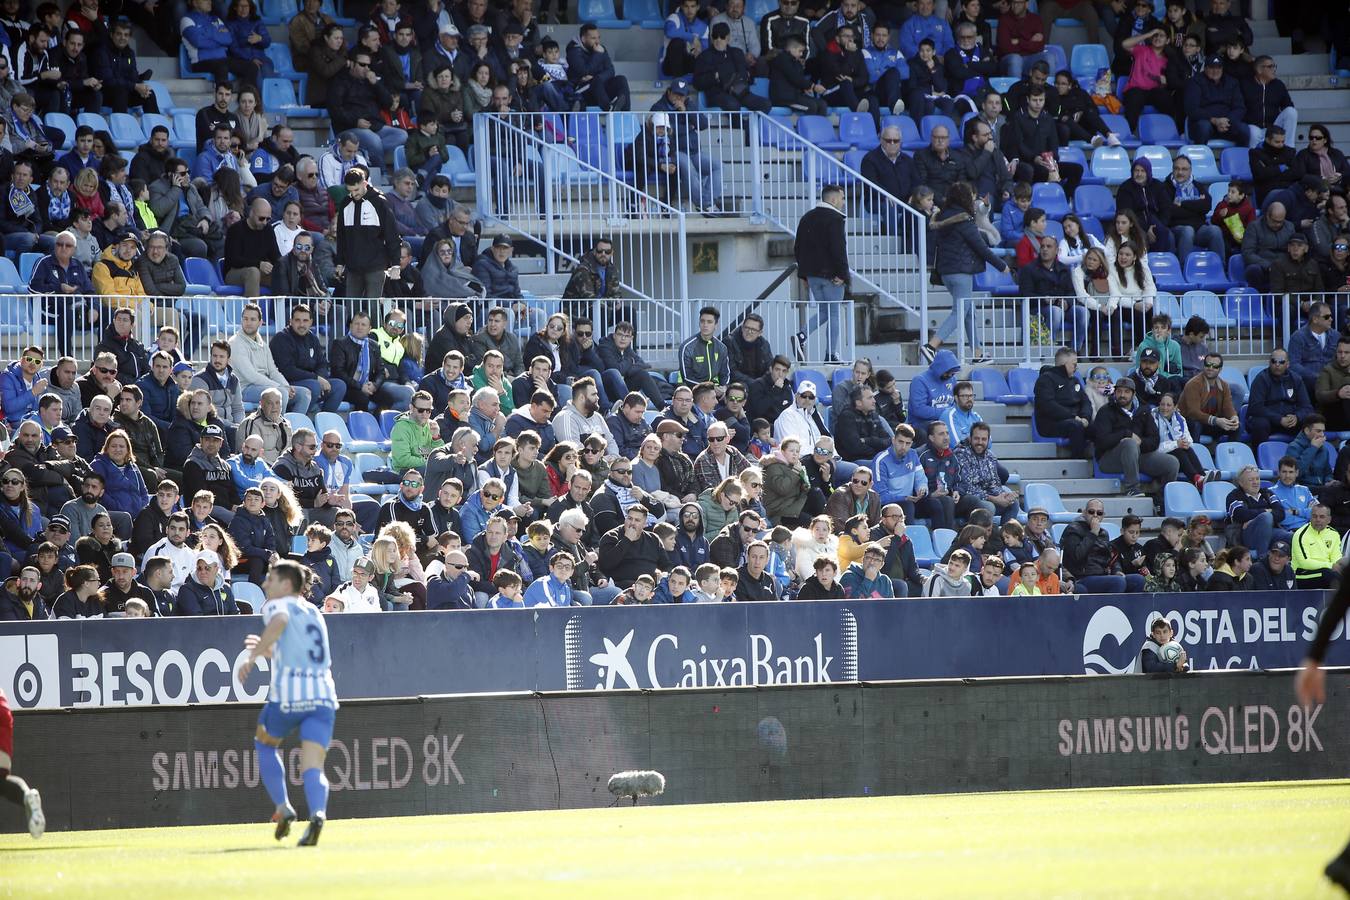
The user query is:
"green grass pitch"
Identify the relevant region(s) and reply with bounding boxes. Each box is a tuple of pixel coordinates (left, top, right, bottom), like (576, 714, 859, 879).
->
(5, 780, 1350, 898)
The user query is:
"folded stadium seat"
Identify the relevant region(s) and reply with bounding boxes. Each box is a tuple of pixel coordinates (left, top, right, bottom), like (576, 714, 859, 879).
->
(1133, 144, 1172, 177)
(233, 580, 264, 608)
(1183, 252, 1234, 291)
(285, 412, 315, 436)
(183, 257, 243, 296)
(147, 81, 193, 118)
(171, 111, 197, 148)
(0, 257, 21, 291)
(379, 409, 399, 439)
(1225, 254, 1246, 285)
(1214, 441, 1268, 479)
(1137, 114, 1182, 149)
(1043, 219, 1064, 241)
(1099, 115, 1139, 149)
(42, 112, 76, 150)
(878, 115, 923, 152)
(838, 112, 879, 151)
(758, 114, 801, 150)
(262, 78, 322, 118)
(1073, 184, 1114, 221)
(1182, 289, 1235, 327)
(975, 262, 1018, 295)
(1059, 146, 1103, 185)
(931, 527, 956, 559)
(621, 0, 664, 27)
(1040, 45, 1068, 75)
(989, 76, 1019, 94)
(1207, 180, 1229, 213)
(553, 145, 602, 186)
(265, 45, 309, 90)
(76, 111, 110, 137)
(1200, 480, 1233, 518)
(1177, 145, 1221, 183)
(1245, 364, 1267, 390)
(1219, 146, 1252, 181)
(1079, 215, 1105, 242)
(179, 44, 211, 80)
(968, 368, 1028, 404)
(1145, 252, 1184, 292)
(439, 145, 476, 188)
(1226, 287, 1271, 326)
(1257, 443, 1293, 476)
(1089, 146, 1131, 186)
(1031, 182, 1069, 220)
(349, 454, 392, 494)
(1070, 43, 1109, 81)
(1164, 482, 1225, 520)
(348, 411, 391, 452)
(580, 0, 625, 29)
(920, 114, 962, 148)
(1023, 483, 1077, 523)
(1006, 366, 1037, 398)
(796, 115, 848, 151)
(315, 411, 377, 454)
(793, 369, 832, 406)
(108, 113, 142, 151)
(907, 525, 938, 567)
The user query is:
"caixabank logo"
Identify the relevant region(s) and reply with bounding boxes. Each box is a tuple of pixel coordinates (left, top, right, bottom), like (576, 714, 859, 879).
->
(564, 609, 859, 691)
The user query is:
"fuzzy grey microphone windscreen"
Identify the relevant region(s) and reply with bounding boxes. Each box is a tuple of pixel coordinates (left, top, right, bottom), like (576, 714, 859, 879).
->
(607, 770, 666, 804)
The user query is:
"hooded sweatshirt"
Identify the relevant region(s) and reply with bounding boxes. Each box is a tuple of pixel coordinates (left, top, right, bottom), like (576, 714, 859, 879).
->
(923, 566, 973, 597)
(908, 349, 959, 431)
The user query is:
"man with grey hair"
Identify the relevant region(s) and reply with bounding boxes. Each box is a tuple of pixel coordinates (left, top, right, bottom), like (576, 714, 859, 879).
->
(420, 201, 478, 268)
(318, 132, 369, 191)
(860, 124, 916, 230)
(709, 0, 760, 65)
(467, 386, 506, 461)
(386, 168, 422, 238)
(236, 387, 293, 464)
(1223, 463, 1289, 556)
(272, 427, 336, 525)
(692, 420, 750, 492)
(295, 156, 333, 233)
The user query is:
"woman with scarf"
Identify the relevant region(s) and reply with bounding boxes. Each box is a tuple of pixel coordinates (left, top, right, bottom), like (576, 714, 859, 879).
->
(9, 93, 58, 172)
(1113, 158, 1173, 252)
(233, 84, 268, 155)
(417, 65, 469, 152)
(1297, 124, 1350, 191)
(98, 155, 142, 233)
(1152, 392, 1212, 489)
(462, 61, 496, 121)
(72, 166, 105, 221)
(1072, 247, 1122, 355)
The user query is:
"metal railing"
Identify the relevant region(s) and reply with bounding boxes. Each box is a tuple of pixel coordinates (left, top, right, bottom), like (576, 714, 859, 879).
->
(964, 289, 1303, 364)
(472, 110, 926, 323)
(2, 293, 854, 371)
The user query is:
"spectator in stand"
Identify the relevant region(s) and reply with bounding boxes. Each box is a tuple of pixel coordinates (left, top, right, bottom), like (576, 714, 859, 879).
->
(270, 304, 345, 418)
(1311, 194, 1350, 265)
(1180, 351, 1240, 443)
(1272, 456, 1316, 530)
(597, 505, 666, 590)
(1114, 159, 1172, 252)
(924, 183, 1008, 365)
(182, 0, 255, 85)
(220, 197, 278, 298)
(194, 82, 240, 154)
(1002, 83, 1082, 194)
(471, 235, 521, 299)
(1289, 301, 1337, 397)
(661, 0, 708, 79)
(1119, 26, 1172, 132)
(328, 47, 408, 166)
(1164, 155, 1226, 260)
(860, 126, 917, 226)
(1317, 335, 1350, 431)
(1062, 499, 1138, 593)
(224, 0, 272, 81)
(1250, 539, 1296, 591)
(835, 386, 890, 463)
(135, 351, 180, 434)
(35, 29, 102, 116)
(250, 126, 301, 185)
(567, 23, 629, 112)
(914, 124, 964, 206)
(230, 303, 309, 412)
(598, 322, 667, 410)
(1291, 503, 1342, 588)
(1225, 464, 1289, 556)
(1299, 126, 1350, 202)
(1, 159, 55, 256)
(149, 158, 220, 261)
(817, 25, 875, 118)
(1151, 392, 1215, 489)
(824, 466, 879, 532)
(335, 168, 401, 304)
(1249, 125, 1299, 205)
(769, 34, 826, 115)
(1272, 233, 1324, 319)
(1093, 378, 1179, 496)
(996, 0, 1048, 78)
(1241, 201, 1294, 292)
(1247, 349, 1313, 444)
(874, 424, 924, 523)
(909, 349, 960, 440)
(939, 380, 984, 447)
(191, 341, 246, 433)
(899, 0, 953, 57)
(1020, 235, 1086, 350)
(1288, 415, 1334, 488)
(28, 229, 92, 358)
(952, 421, 1019, 523)
(1185, 55, 1246, 146)
(1242, 55, 1295, 147)
(694, 22, 769, 113)
(1050, 69, 1117, 147)
(131, 127, 172, 190)
(759, 0, 809, 59)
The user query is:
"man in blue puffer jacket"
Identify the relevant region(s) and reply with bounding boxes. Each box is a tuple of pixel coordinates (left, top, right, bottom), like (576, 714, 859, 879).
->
(180, 0, 256, 86)
(0, 348, 49, 430)
(1184, 57, 1246, 146)
(907, 349, 960, 443)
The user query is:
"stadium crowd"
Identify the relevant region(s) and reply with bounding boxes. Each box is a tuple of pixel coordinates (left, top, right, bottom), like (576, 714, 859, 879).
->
(0, 0, 1343, 618)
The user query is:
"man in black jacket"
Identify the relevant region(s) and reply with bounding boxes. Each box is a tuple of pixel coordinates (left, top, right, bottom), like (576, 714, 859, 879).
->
(95, 20, 157, 115)
(1001, 83, 1081, 194)
(1033, 347, 1092, 457)
(270, 304, 345, 417)
(327, 49, 408, 167)
(724, 314, 774, 387)
(957, 118, 1012, 207)
(1249, 125, 1299, 205)
(1242, 55, 1296, 147)
(747, 355, 794, 423)
(1018, 236, 1084, 352)
(815, 25, 873, 116)
(335, 168, 401, 307)
(222, 198, 280, 298)
(835, 384, 891, 462)
(1249, 539, 1296, 590)
(861, 124, 917, 232)
(1163, 155, 1226, 260)
(794, 184, 850, 364)
(596, 322, 667, 408)
(693, 23, 769, 112)
(1128, 347, 1183, 409)
(913, 125, 962, 202)
(1091, 379, 1179, 496)
(131, 127, 173, 185)
(596, 505, 667, 589)
(768, 34, 826, 114)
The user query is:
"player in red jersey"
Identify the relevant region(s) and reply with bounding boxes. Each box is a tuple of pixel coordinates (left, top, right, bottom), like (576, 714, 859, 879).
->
(0, 688, 45, 838)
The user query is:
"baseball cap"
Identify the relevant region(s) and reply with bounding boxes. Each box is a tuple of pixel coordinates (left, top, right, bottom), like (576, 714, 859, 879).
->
(1269, 540, 1291, 556)
(172, 361, 194, 375)
(352, 557, 375, 574)
(50, 425, 74, 442)
(669, 79, 690, 95)
(196, 549, 221, 567)
(651, 111, 670, 128)
(1205, 55, 1224, 67)
(492, 234, 512, 248)
(467, 24, 489, 37)
(655, 419, 687, 436)
(201, 423, 224, 439)
(1288, 232, 1308, 245)
(111, 552, 137, 569)
(796, 380, 818, 397)
(47, 515, 70, 532)
(1027, 506, 1049, 518)
(1139, 347, 1160, 362)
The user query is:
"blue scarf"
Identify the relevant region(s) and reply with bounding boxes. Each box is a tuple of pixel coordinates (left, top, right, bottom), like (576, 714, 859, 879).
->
(398, 492, 424, 512)
(47, 189, 70, 223)
(1173, 176, 1200, 201)
(349, 332, 370, 383)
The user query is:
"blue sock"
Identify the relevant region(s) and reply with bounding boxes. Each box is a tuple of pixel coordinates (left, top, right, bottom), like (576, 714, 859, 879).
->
(254, 740, 289, 811)
(302, 767, 329, 819)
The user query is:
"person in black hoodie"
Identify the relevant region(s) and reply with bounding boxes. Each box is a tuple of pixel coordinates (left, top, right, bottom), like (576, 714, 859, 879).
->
(724, 315, 773, 387)
(1250, 125, 1300, 206)
(796, 555, 845, 600)
(1050, 69, 1114, 145)
(1001, 83, 1082, 194)
(334, 167, 401, 308)
(769, 35, 827, 114)
(1112, 157, 1174, 251)
(95, 20, 158, 115)
(693, 23, 770, 112)
(1019, 235, 1085, 353)
(1248, 539, 1296, 591)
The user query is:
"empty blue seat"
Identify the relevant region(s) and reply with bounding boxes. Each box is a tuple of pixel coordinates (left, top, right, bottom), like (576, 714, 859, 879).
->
(0, 258, 21, 290)
(796, 115, 848, 151)
(1182, 289, 1235, 327)
(1100, 114, 1139, 149)
(907, 525, 939, 567)
(183, 257, 244, 296)
(989, 76, 1019, 94)
(1031, 182, 1069, 220)
(1090, 146, 1131, 185)
(1220, 146, 1252, 180)
(1070, 43, 1109, 80)
(1024, 483, 1077, 523)
(1257, 441, 1290, 473)
(108, 113, 142, 150)
(1059, 145, 1103, 185)
(1007, 367, 1038, 400)
(1178, 145, 1221, 183)
(968, 368, 1028, 404)
(1147, 252, 1185, 292)
(621, 0, 664, 26)
(77, 112, 110, 135)
(1138, 114, 1182, 148)
(1215, 442, 1265, 479)
(932, 528, 956, 559)
(1073, 184, 1115, 220)
(1225, 287, 1271, 326)
(1184, 251, 1233, 290)
(838, 112, 879, 150)
(1208, 180, 1229, 213)
(1164, 482, 1224, 520)
(348, 412, 391, 452)
(758, 114, 801, 150)
(262, 78, 322, 117)
(43, 112, 76, 150)
(1134, 144, 1172, 176)
(975, 263, 1018, 295)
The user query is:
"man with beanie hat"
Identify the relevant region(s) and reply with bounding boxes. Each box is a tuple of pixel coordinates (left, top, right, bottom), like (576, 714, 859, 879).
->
(1091, 378, 1179, 496)
(426, 302, 484, 378)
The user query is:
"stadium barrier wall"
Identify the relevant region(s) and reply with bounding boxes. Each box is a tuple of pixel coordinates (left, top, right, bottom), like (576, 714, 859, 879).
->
(3, 670, 1343, 832)
(1, 590, 1343, 711)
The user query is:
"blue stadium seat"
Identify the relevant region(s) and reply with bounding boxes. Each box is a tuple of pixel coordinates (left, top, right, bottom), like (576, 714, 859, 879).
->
(838, 112, 879, 150)
(1138, 114, 1182, 148)
(1257, 441, 1290, 473)
(1183, 252, 1234, 291)
(291, 534, 308, 554)
(262, 78, 322, 117)
(1007, 367, 1037, 400)
(183, 257, 244, 296)
(1040, 45, 1067, 76)
(881, 114, 924, 152)
(43, 112, 76, 150)
(1059, 146, 1102, 185)
(1043, 220, 1064, 241)
(796, 115, 848, 151)
(172, 111, 197, 149)
(1164, 482, 1224, 520)
(265, 43, 300, 77)
(147, 81, 192, 117)
(1182, 289, 1235, 327)
(974, 263, 1018, 295)
(1208, 180, 1229, 213)
(920, 115, 961, 148)
(1134, 144, 1172, 176)
(1089, 146, 1130, 185)
(758, 114, 801, 150)
(1146, 252, 1185, 292)
(1080, 215, 1105, 242)
(285, 412, 314, 435)
(1073, 184, 1114, 220)
(1024, 483, 1076, 523)
(315, 411, 379, 454)
(353, 453, 394, 494)
(1031, 182, 1069, 220)
(968, 368, 1028, 404)
(989, 76, 1019, 94)
(932, 527, 956, 559)
(1246, 364, 1267, 389)
(1070, 43, 1109, 80)
(1219, 146, 1252, 180)
(179, 44, 212, 80)
(0, 258, 22, 290)
(348, 413, 391, 452)
(1227, 253, 1245, 285)
(1225, 287, 1271, 326)
(907, 525, 938, 567)
(0, 296, 25, 336)
(621, 0, 664, 26)
(379, 409, 399, 438)
(440, 145, 476, 187)
(108, 113, 142, 150)
(1214, 442, 1265, 479)
(1201, 481, 1233, 519)
(233, 580, 265, 609)
(1099, 115, 1139, 149)
(77, 112, 110, 135)
(18, 252, 42, 282)
(1178, 145, 1221, 183)
(260, 0, 288, 23)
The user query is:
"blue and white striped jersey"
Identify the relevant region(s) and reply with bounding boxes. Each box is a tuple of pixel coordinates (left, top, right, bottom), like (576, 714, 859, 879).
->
(262, 595, 339, 713)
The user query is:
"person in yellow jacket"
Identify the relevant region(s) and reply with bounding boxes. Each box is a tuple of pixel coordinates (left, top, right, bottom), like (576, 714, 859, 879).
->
(1291, 504, 1344, 589)
(91, 232, 147, 309)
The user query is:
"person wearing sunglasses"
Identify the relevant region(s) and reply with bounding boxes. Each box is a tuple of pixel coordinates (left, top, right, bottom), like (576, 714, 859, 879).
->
(221, 197, 281, 298)
(389, 390, 442, 472)
(373, 469, 438, 557)
(1179, 352, 1239, 444)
